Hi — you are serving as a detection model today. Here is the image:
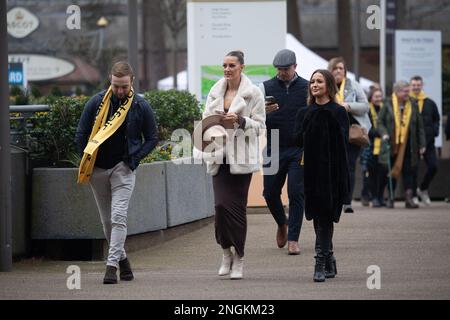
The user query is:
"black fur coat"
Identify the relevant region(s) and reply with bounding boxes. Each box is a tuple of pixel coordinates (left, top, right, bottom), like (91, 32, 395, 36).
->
(295, 102, 350, 223)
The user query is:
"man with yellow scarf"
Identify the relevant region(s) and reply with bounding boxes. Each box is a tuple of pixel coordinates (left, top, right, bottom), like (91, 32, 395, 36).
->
(75, 62, 158, 284)
(409, 76, 440, 206)
(377, 80, 426, 208)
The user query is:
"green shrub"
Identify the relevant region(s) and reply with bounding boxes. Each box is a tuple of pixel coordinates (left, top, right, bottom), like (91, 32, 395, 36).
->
(29, 96, 89, 167)
(143, 90, 202, 141)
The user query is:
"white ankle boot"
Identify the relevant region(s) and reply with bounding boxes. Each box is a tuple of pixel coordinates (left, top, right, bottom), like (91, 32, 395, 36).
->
(230, 254, 244, 280)
(218, 248, 233, 276)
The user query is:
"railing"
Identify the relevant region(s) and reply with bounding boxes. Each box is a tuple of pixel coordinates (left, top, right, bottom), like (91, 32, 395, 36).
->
(9, 105, 49, 148)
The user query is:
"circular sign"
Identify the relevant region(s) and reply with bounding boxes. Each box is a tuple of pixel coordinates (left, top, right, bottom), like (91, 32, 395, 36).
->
(7, 7, 39, 39)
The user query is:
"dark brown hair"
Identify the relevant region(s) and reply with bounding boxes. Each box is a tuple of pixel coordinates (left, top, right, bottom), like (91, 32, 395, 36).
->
(110, 61, 134, 79)
(368, 88, 383, 103)
(327, 56, 347, 75)
(410, 75, 423, 82)
(307, 69, 338, 105)
(226, 50, 245, 65)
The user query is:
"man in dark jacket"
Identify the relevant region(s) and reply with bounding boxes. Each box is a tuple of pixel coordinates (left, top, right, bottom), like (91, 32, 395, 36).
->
(377, 80, 426, 209)
(260, 49, 308, 255)
(75, 61, 158, 284)
(409, 76, 441, 206)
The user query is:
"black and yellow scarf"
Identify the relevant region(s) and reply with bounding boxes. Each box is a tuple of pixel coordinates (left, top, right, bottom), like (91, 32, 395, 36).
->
(77, 86, 134, 184)
(369, 102, 382, 155)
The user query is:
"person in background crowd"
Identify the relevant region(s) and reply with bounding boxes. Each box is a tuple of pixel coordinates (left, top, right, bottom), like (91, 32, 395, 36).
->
(367, 87, 388, 207)
(328, 57, 370, 214)
(377, 80, 426, 209)
(409, 76, 440, 206)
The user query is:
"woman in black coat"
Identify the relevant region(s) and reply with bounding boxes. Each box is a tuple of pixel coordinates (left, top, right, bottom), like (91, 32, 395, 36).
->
(294, 69, 350, 282)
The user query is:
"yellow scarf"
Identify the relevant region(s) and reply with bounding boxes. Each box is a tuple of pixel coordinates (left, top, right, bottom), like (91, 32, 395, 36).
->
(336, 78, 346, 104)
(409, 90, 427, 113)
(392, 93, 412, 145)
(369, 102, 383, 155)
(77, 86, 134, 184)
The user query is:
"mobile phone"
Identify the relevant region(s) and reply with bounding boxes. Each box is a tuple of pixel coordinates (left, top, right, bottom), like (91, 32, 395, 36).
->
(265, 96, 276, 104)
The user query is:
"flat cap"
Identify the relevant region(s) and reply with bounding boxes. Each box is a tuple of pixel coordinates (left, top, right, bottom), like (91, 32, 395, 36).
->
(273, 49, 296, 68)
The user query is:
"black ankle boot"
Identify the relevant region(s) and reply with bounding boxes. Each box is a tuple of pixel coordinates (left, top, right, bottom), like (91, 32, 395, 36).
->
(103, 266, 118, 284)
(313, 256, 326, 282)
(325, 255, 337, 278)
(119, 258, 134, 281)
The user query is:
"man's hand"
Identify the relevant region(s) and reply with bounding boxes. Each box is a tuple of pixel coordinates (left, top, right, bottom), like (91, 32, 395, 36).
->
(382, 134, 390, 141)
(265, 102, 279, 114)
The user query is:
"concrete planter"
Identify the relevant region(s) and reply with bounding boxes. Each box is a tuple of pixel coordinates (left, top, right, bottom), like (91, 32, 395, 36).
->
(165, 159, 215, 227)
(31, 159, 214, 240)
(32, 162, 166, 239)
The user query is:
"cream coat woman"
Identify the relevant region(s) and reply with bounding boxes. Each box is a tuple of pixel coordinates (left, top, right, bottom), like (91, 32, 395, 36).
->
(202, 73, 266, 176)
(199, 51, 265, 280)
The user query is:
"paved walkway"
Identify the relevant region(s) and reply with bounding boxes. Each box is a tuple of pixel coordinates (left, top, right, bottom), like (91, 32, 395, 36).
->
(1, 202, 449, 300)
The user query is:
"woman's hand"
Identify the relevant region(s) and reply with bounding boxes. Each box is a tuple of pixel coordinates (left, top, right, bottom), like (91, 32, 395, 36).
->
(340, 102, 350, 112)
(222, 112, 239, 127)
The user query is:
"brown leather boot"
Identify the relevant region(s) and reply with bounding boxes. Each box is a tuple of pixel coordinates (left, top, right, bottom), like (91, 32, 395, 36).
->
(276, 224, 288, 248)
(405, 189, 419, 209)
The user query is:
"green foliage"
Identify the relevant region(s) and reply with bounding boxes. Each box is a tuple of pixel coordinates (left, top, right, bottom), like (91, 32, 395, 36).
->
(140, 142, 187, 164)
(30, 85, 42, 98)
(29, 96, 89, 167)
(50, 86, 63, 97)
(10, 85, 23, 96)
(141, 143, 174, 163)
(143, 90, 202, 141)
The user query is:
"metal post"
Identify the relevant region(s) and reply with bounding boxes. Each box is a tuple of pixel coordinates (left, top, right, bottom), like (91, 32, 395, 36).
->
(0, 0, 12, 272)
(380, 0, 386, 94)
(352, 0, 360, 81)
(128, 0, 140, 92)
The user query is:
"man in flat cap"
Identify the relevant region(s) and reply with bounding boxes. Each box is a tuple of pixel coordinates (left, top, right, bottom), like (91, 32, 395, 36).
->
(259, 49, 308, 255)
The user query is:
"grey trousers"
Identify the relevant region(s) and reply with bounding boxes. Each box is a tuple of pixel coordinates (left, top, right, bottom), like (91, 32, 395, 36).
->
(89, 161, 136, 268)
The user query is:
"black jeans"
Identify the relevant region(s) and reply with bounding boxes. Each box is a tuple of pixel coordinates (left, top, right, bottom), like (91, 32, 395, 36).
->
(263, 147, 304, 241)
(347, 143, 361, 204)
(419, 142, 438, 191)
(368, 156, 388, 201)
(314, 218, 334, 258)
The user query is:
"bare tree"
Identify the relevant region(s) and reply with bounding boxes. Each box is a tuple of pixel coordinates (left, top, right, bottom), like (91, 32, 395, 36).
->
(160, 0, 187, 90)
(142, 0, 168, 90)
(287, 0, 302, 41)
(337, 0, 353, 69)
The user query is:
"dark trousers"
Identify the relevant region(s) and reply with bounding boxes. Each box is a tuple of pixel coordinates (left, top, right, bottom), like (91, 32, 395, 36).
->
(314, 218, 334, 258)
(263, 147, 304, 242)
(391, 144, 417, 193)
(368, 156, 388, 201)
(419, 142, 438, 191)
(347, 143, 361, 204)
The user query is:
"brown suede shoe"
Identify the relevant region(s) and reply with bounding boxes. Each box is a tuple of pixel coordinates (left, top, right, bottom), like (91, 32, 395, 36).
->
(288, 241, 300, 255)
(276, 224, 288, 248)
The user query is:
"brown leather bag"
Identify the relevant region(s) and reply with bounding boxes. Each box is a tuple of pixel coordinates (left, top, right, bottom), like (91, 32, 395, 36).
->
(349, 124, 369, 147)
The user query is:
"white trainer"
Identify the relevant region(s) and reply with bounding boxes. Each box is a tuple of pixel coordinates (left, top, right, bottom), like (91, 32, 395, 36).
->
(417, 188, 431, 206)
(412, 196, 420, 206)
(230, 254, 244, 280)
(218, 249, 233, 276)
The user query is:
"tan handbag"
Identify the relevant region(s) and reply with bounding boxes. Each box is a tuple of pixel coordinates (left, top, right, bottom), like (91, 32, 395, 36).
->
(349, 124, 369, 147)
